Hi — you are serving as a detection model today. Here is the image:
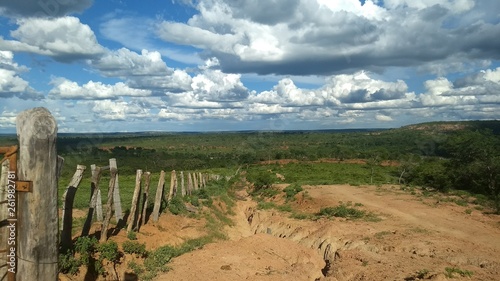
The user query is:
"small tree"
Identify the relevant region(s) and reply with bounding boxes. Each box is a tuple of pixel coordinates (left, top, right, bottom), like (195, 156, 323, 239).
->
(248, 170, 274, 191)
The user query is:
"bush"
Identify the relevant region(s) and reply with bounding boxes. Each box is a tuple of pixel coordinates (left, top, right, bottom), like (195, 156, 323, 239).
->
(97, 241, 120, 262)
(59, 252, 81, 274)
(74, 236, 98, 266)
(168, 196, 187, 215)
(248, 170, 274, 191)
(127, 231, 137, 240)
(122, 241, 148, 257)
(283, 183, 303, 201)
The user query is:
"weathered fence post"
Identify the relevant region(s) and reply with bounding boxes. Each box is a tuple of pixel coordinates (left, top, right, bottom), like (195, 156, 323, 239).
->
(110, 159, 123, 223)
(100, 165, 118, 242)
(187, 172, 193, 195)
(138, 172, 151, 230)
(167, 170, 176, 203)
(137, 172, 151, 229)
(173, 171, 178, 197)
(0, 159, 9, 279)
(60, 165, 86, 253)
(151, 171, 165, 223)
(193, 171, 199, 191)
(180, 171, 186, 197)
(16, 107, 58, 280)
(127, 170, 142, 233)
(81, 164, 102, 236)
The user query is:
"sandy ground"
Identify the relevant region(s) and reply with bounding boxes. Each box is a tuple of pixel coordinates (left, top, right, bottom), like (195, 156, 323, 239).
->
(60, 184, 500, 281)
(157, 185, 500, 281)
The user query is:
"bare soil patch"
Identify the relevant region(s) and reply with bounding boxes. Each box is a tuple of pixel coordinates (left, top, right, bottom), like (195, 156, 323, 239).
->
(61, 184, 500, 281)
(158, 184, 500, 281)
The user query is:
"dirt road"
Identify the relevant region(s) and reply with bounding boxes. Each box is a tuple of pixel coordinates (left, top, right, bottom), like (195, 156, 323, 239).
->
(158, 185, 500, 281)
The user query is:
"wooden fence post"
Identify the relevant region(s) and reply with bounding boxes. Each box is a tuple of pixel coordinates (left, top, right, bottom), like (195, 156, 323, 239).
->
(173, 171, 178, 197)
(100, 165, 118, 242)
(187, 172, 193, 195)
(60, 165, 86, 253)
(151, 171, 165, 223)
(110, 159, 123, 223)
(81, 165, 102, 236)
(193, 171, 199, 191)
(138, 172, 151, 230)
(0, 159, 9, 279)
(167, 170, 176, 202)
(180, 171, 186, 197)
(127, 170, 142, 233)
(16, 107, 58, 280)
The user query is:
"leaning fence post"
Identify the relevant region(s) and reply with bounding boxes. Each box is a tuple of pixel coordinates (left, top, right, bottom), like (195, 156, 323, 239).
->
(16, 107, 58, 280)
(81, 165, 102, 236)
(110, 158, 123, 223)
(60, 165, 86, 253)
(100, 165, 118, 242)
(127, 170, 142, 233)
(167, 170, 176, 203)
(138, 172, 151, 230)
(151, 170, 165, 223)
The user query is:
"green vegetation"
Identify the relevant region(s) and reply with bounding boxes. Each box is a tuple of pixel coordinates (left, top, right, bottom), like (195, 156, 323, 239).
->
(58, 237, 119, 277)
(283, 183, 303, 202)
(122, 241, 147, 257)
(444, 267, 473, 278)
(3, 120, 498, 215)
(317, 204, 366, 219)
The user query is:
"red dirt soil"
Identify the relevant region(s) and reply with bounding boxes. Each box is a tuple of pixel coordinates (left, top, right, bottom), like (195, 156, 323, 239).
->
(61, 184, 500, 281)
(158, 185, 500, 281)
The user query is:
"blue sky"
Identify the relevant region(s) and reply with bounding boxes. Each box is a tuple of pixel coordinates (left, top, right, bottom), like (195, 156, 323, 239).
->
(1, 0, 499, 133)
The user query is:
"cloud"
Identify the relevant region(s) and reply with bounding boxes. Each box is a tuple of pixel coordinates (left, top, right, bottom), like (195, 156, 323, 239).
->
(0, 51, 42, 99)
(383, 0, 475, 14)
(84, 99, 152, 121)
(0, 0, 93, 18)
(420, 68, 500, 107)
(0, 17, 104, 62)
(90, 48, 192, 93)
(99, 16, 202, 65)
(375, 114, 393, 122)
(0, 110, 16, 128)
(156, 0, 500, 76)
(48, 77, 152, 100)
(191, 69, 249, 101)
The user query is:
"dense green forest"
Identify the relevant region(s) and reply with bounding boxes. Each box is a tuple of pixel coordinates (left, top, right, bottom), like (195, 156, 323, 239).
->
(1, 120, 499, 212)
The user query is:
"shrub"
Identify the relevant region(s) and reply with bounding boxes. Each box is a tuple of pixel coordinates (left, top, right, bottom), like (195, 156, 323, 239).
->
(59, 252, 81, 274)
(74, 236, 98, 266)
(97, 241, 120, 263)
(168, 196, 187, 215)
(248, 170, 274, 191)
(127, 231, 137, 240)
(283, 183, 303, 202)
(122, 241, 148, 257)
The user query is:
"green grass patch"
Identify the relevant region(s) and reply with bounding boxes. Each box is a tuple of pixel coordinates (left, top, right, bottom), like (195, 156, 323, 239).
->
(283, 183, 303, 202)
(444, 267, 473, 278)
(317, 204, 366, 219)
